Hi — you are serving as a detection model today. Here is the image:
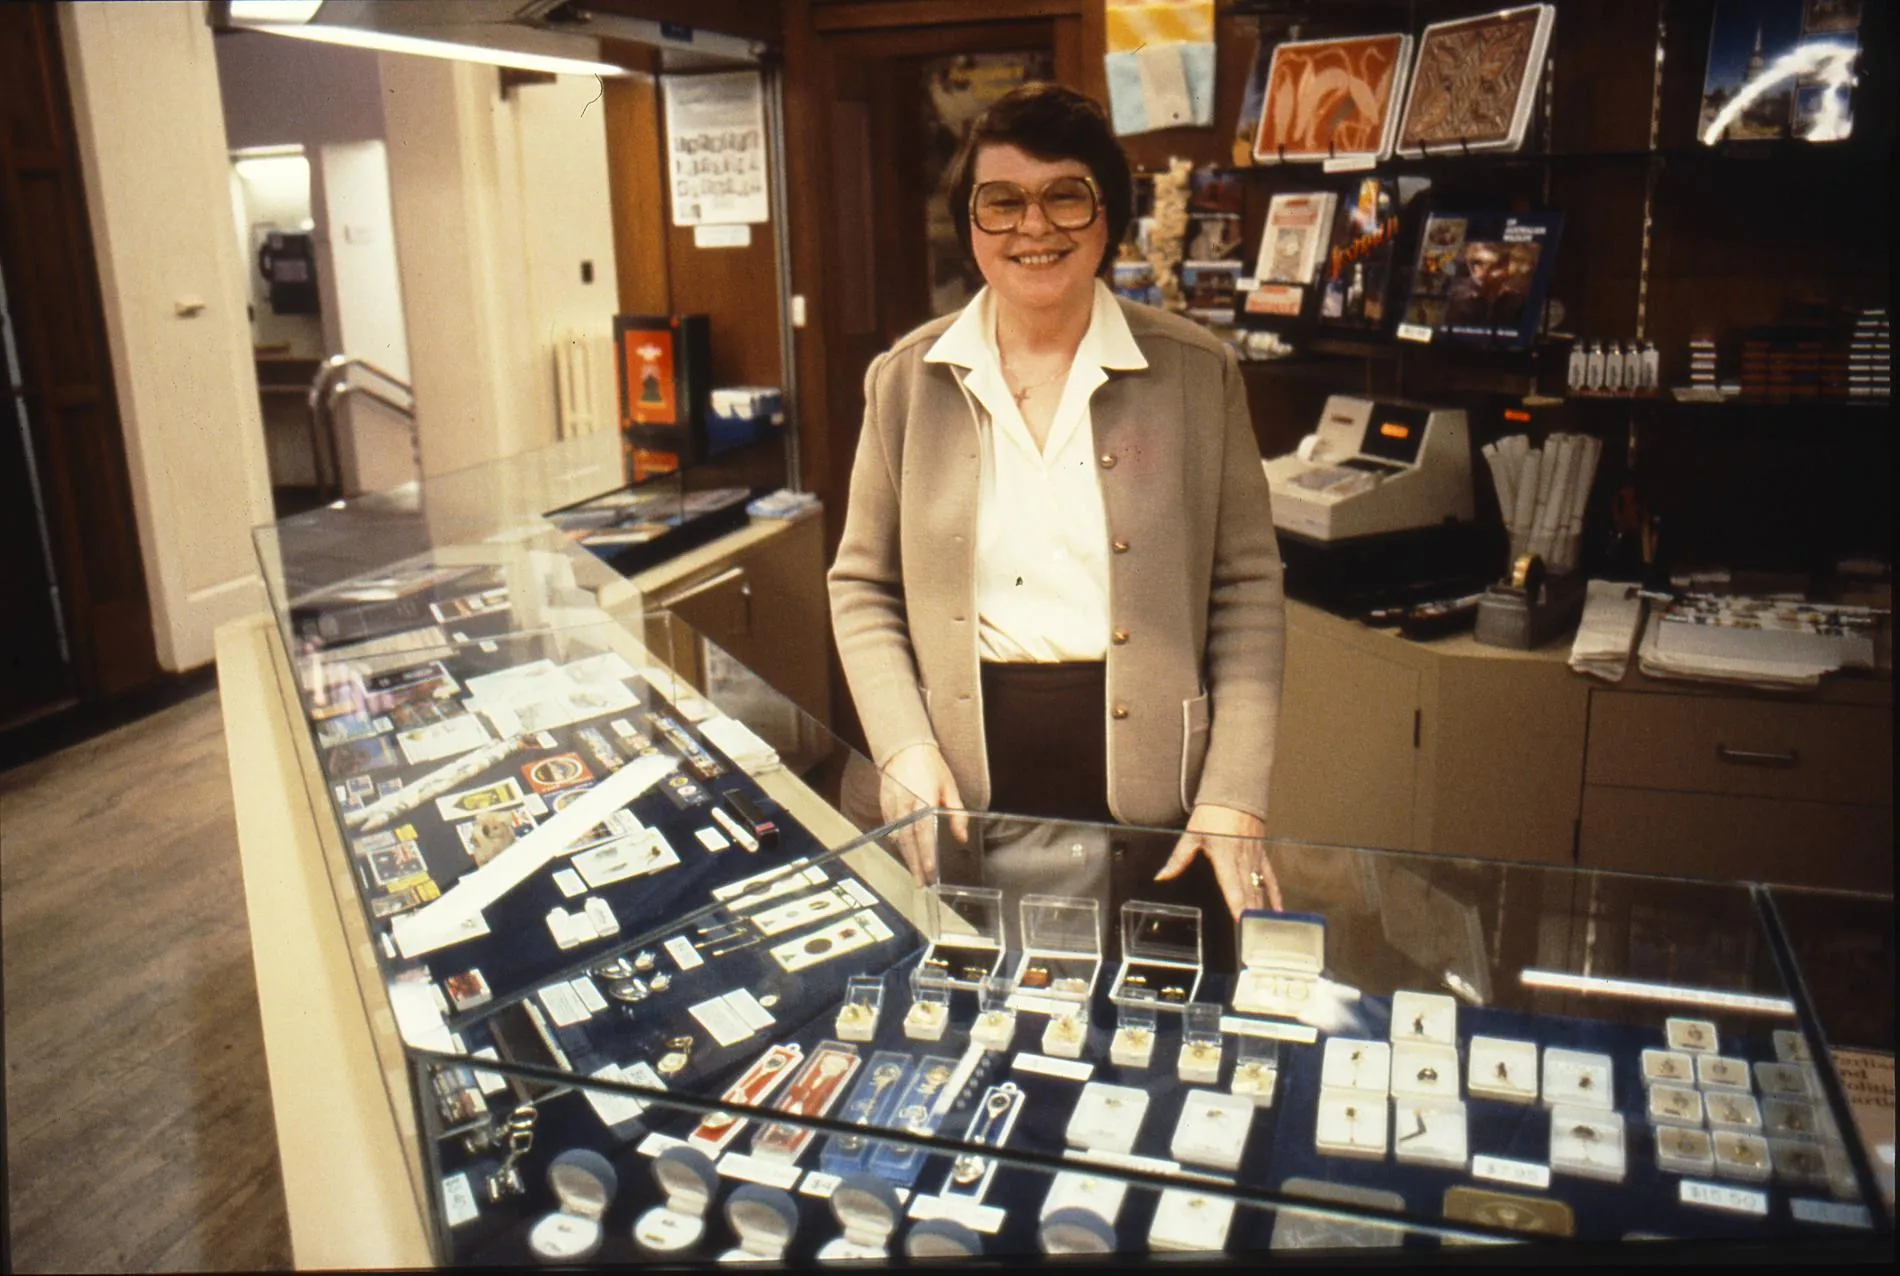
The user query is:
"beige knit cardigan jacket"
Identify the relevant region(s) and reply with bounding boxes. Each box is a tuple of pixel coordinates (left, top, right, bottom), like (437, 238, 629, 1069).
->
(827, 298, 1286, 829)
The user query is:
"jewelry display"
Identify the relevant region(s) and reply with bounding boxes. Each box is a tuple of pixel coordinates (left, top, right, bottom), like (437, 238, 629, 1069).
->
(656, 1035, 696, 1077)
(904, 1218, 985, 1261)
(1038, 1206, 1118, 1256)
(1706, 1092, 1763, 1133)
(903, 981, 951, 1043)
(1547, 1105, 1627, 1183)
(1694, 1054, 1751, 1093)
(1313, 1088, 1388, 1162)
(1042, 1007, 1089, 1059)
(970, 977, 1020, 1052)
(717, 1184, 799, 1263)
(526, 1148, 617, 1264)
(768, 910, 891, 974)
(1321, 1038, 1391, 1095)
(1712, 1130, 1772, 1184)
(1655, 1125, 1716, 1177)
(1392, 1096, 1470, 1170)
(1466, 1036, 1538, 1104)
(1441, 1186, 1576, 1238)
(750, 889, 853, 937)
(1768, 1138, 1830, 1188)
(753, 1043, 862, 1164)
(825, 1055, 910, 1170)
(1110, 987, 1158, 1068)
(835, 975, 884, 1043)
(1231, 1035, 1281, 1107)
(1665, 1017, 1719, 1055)
(1541, 1047, 1613, 1111)
(632, 1145, 719, 1253)
(1772, 1028, 1812, 1064)
(591, 956, 638, 981)
(1177, 1001, 1226, 1084)
(687, 1043, 801, 1155)
(1150, 1187, 1237, 1253)
(1753, 1061, 1810, 1099)
(482, 1103, 538, 1202)
(859, 1056, 959, 1184)
(1231, 909, 1326, 1019)
(1390, 1041, 1459, 1101)
(1066, 1082, 1149, 1155)
(1039, 1171, 1129, 1226)
(1010, 894, 1102, 1010)
(1647, 1083, 1704, 1128)
(1640, 1048, 1693, 1087)
(1763, 1097, 1817, 1139)
(920, 884, 1006, 989)
(945, 1083, 1024, 1197)
(1171, 1088, 1258, 1171)
(1390, 990, 1458, 1046)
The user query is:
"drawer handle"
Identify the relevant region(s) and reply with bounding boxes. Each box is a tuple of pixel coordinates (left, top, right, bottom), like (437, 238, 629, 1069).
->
(1715, 744, 1798, 768)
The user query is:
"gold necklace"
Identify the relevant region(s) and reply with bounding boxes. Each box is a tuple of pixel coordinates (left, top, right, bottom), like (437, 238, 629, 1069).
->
(1003, 358, 1070, 409)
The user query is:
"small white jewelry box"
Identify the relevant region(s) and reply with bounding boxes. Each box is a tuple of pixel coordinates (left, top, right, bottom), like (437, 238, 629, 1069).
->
(1753, 1061, 1810, 1099)
(1393, 1096, 1469, 1170)
(969, 977, 1019, 1052)
(632, 1146, 718, 1253)
(1230, 1036, 1280, 1107)
(1695, 1054, 1751, 1093)
(1042, 1008, 1089, 1059)
(902, 980, 950, 1043)
(527, 1149, 617, 1263)
(1011, 893, 1102, 1009)
(1149, 1187, 1236, 1253)
(1110, 989, 1158, 1068)
(718, 1184, 798, 1264)
(1039, 1171, 1128, 1225)
(1321, 1038, 1391, 1095)
(1541, 1047, 1613, 1111)
(1640, 1048, 1694, 1087)
(1711, 1130, 1771, 1183)
(1066, 1082, 1149, 1156)
(1176, 1001, 1224, 1084)
(1313, 1086, 1388, 1161)
(1390, 990, 1458, 1046)
(1548, 1105, 1627, 1183)
(1466, 1036, 1538, 1104)
(1231, 910, 1325, 1018)
(1706, 1091, 1763, 1133)
(1772, 1028, 1811, 1063)
(1665, 1017, 1719, 1054)
(834, 975, 882, 1043)
(1646, 1083, 1703, 1128)
(817, 1173, 904, 1261)
(1655, 1125, 1715, 1177)
(1763, 1097, 1818, 1140)
(1171, 1089, 1257, 1171)
(1390, 1041, 1459, 1101)
(1769, 1138, 1831, 1189)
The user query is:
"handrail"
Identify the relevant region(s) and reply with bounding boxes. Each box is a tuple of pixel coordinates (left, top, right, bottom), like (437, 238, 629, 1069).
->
(306, 355, 417, 500)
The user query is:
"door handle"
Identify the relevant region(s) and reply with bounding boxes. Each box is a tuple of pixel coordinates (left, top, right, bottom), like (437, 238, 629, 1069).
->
(1714, 744, 1797, 767)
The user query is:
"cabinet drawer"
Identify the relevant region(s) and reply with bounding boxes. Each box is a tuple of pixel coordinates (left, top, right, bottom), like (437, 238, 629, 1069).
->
(1580, 785, 1894, 893)
(1585, 691, 1892, 806)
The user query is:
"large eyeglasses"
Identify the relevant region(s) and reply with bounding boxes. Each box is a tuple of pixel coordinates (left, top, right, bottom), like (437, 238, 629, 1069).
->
(969, 176, 1102, 235)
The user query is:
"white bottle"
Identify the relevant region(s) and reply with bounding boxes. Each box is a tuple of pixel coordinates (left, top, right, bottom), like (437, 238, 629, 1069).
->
(1567, 341, 1587, 394)
(1640, 342, 1661, 394)
(1584, 342, 1605, 392)
(1604, 342, 1625, 393)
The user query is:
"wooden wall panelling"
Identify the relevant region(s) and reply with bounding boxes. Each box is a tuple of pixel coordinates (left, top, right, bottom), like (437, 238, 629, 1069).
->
(603, 62, 672, 317)
(589, 0, 783, 48)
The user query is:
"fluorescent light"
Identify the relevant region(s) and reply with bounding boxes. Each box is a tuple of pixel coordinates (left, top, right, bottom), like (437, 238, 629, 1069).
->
(1519, 969, 1796, 1016)
(228, 0, 324, 22)
(245, 23, 629, 78)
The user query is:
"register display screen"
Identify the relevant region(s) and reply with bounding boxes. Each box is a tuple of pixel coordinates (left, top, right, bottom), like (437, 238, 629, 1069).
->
(1357, 404, 1430, 465)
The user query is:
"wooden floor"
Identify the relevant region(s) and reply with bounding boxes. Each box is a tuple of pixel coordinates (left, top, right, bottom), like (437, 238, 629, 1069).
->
(2, 690, 292, 1272)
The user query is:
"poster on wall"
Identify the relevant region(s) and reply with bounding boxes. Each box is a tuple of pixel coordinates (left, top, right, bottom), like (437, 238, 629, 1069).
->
(663, 72, 769, 227)
(1698, 0, 1862, 144)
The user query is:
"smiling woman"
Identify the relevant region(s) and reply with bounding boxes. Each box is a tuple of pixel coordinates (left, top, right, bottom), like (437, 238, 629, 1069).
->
(828, 83, 1290, 929)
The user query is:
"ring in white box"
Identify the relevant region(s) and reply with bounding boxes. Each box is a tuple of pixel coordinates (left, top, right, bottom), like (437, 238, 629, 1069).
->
(1393, 1096, 1469, 1170)
(1770, 1138, 1830, 1188)
(1772, 1028, 1811, 1063)
(1640, 1048, 1693, 1087)
(1753, 1061, 1809, 1099)
(818, 1174, 903, 1261)
(1111, 988, 1158, 1068)
(633, 1145, 718, 1252)
(1706, 1091, 1762, 1132)
(1066, 1082, 1149, 1155)
(1172, 1089, 1257, 1171)
(1039, 1206, 1117, 1255)
(1231, 1035, 1281, 1107)
(719, 1184, 798, 1263)
(1548, 1105, 1626, 1183)
(903, 987, 949, 1042)
(1314, 1087, 1389, 1160)
(1694, 1054, 1750, 1092)
(1042, 1009, 1088, 1059)
(1655, 1125, 1714, 1177)
(1647, 1083, 1703, 1128)
(1466, 1036, 1537, 1104)
(1390, 1041, 1459, 1100)
(1763, 1097, 1817, 1139)
(528, 1149, 617, 1263)
(1541, 1047, 1613, 1111)
(1150, 1188, 1236, 1253)
(1390, 990, 1458, 1046)
(835, 976, 883, 1043)
(970, 976, 1019, 1051)
(1712, 1130, 1771, 1183)
(1321, 1038, 1391, 1094)
(1231, 910, 1325, 1019)
(1039, 1171, 1128, 1225)
(904, 1219, 983, 1260)
(1665, 1017, 1718, 1054)
(1177, 1001, 1225, 1084)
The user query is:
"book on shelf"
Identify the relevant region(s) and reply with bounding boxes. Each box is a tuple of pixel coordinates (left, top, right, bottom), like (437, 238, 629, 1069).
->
(1398, 210, 1563, 350)
(1253, 191, 1337, 286)
(1315, 176, 1431, 331)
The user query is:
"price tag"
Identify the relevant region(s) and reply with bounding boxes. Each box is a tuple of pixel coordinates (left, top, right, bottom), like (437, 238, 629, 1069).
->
(908, 1193, 1006, 1235)
(1220, 1015, 1319, 1045)
(1790, 1198, 1873, 1229)
(552, 868, 586, 898)
(664, 933, 705, 970)
(637, 1131, 688, 1157)
(537, 980, 591, 1027)
(717, 1151, 802, 1190)
(441, 1172, 480, 1227)
(1680, 1179, 1767, 1215)
(1472, 1155, 1552, 1190)
(1397, 322, 1435, 344)
(1323, 154, 1377, 173)
(1011, 1052, 1095, 1082)
(800, 1172, 842, 1198)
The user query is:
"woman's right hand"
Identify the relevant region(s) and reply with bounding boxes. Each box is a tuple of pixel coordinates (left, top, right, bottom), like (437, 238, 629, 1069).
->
(880, 741, 969, 884)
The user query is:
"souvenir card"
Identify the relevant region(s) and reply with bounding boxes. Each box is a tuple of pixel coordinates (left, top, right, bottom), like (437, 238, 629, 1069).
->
(430, 586, 511, 625)
(451, 807, 535, 867)
(333, 774, 377, 812)
(1666, 1016, 1719, 1054)
(545, 786, 644, 855)
(768, 910, 893, 975)
(435, 777, 529, 821)
(1695, 1054, 1752, 1092)
(358, 828, 428, 888)
(942, 1083, 1025, 1200)
(1313, 1087, 1388, 1160)
(1393, 1096, 1469, 1170)
(481, 678, 641, 738)
(522, 752, 594, 795)
(1321, 1038, 1391, 1094)
(327, 734, 401, 779)
(316, 711, 393, 749)
(1649, 1082, 1704, 1128)
(398, 714, 496, 767)
(570, 831, 677, 889)
(1066, 1083, 1149, 1155)
(1753, 1061, 1810, 1099)
(1390, 990, 1458, 1046)
(1656, 1125, 1715, 1176)
(752, 1043, 862, 1164)
(1395, 4, 1554, 157)
(1642, 1048, 1695, 1087)
(686, 1044, 803, 1155)
(1541, 1047, 1613, 1111)
(1149, 1187, 1236, 1253)
(1390, 1041, 1460, 1100)
(750, 888, 858, 937)
(1706, 1091, 1763, 1133)
(1467, 1036, 1538, 1104)
(1711, 1130, 1772, 1183)
(1547, 1105, 1626, 1183)
(564, 651, 639, 684)
(1039, 1171, 1127, 1226)
(360, 659, 459, 713)
(369, 880, 440, 917)
(572, 726, 625, 773)
(386, 698, 464, 732)
(821, 1054, 912, 1176)
(1171, 1089, 1257, 1171)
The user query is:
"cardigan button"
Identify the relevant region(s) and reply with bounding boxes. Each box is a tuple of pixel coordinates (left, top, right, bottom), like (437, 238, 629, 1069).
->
(1111, 538, 1129, 553)
(1099, 453, 1117, 469)
(1111, 628, 1129, 645)
(1111, 705, 1129, 720)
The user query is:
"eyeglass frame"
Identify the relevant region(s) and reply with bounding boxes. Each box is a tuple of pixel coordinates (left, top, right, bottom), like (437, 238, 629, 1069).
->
(967, 175, 1104, 235)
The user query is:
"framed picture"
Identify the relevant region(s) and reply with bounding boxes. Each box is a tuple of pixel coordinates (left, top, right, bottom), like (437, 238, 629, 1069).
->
(1254, 33, 1411, 163)
(1396, 5, 1555, 157)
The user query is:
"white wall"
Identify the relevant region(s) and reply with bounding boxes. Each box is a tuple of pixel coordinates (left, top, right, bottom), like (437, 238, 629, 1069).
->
(216, 30, 385, 151)
(233, 152, 324, 358)
(60, 1, 275, 673)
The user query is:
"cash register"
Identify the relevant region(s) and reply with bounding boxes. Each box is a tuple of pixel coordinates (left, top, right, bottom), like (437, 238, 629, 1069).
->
(1264, 396, 1490, 617)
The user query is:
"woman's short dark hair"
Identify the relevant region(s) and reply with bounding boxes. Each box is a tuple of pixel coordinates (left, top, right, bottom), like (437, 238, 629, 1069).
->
(944, 83, 1133, 277)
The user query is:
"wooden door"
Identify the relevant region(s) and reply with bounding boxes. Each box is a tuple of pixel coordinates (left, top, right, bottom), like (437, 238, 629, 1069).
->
(0, 3, 158, 717)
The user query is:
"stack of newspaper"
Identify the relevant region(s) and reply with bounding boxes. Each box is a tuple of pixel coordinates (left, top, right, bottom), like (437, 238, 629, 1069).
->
(1637, 594, 1881, 690)
(1569, 580, 1645, 682)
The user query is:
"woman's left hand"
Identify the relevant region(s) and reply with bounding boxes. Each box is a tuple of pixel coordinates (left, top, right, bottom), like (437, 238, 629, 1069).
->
(1153, 803, 1281, 919)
